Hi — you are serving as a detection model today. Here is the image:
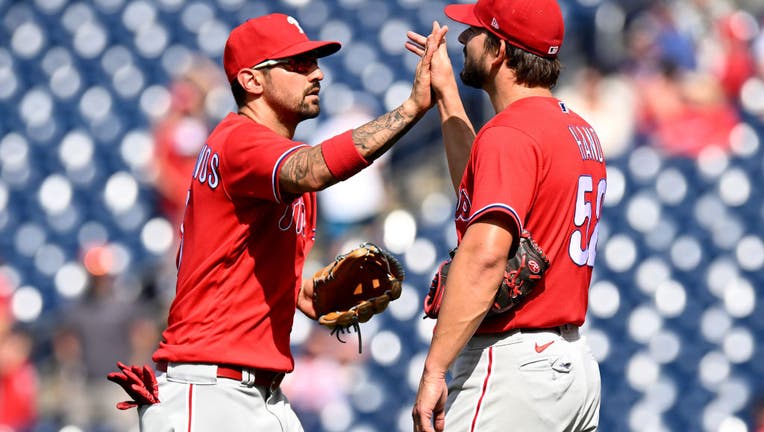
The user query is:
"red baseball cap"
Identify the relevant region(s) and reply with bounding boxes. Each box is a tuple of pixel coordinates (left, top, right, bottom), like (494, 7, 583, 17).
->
(223, 14, 341, 82)
(444, 0, 564, 58)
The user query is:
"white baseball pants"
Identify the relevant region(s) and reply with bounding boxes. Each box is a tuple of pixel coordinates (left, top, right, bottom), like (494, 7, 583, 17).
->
(444, 325, 601, 432)
(138, 363, 303, 432)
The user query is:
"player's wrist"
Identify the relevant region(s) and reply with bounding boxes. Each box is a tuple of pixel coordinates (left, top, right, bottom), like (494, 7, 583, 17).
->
(435, 87, 463, 114)
(423, 359, 448, 378)
(402, 97, 427, 119)
(320, 130, 370, 181)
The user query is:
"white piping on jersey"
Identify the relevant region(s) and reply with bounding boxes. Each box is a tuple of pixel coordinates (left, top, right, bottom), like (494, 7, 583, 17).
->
(459, 203, 524, 233)
(271, 144, 309, 203)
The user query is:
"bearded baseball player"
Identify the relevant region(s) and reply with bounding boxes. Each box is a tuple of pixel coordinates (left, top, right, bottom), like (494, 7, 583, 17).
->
(107, 13, 447, 432)
(407, 0, 605, 431)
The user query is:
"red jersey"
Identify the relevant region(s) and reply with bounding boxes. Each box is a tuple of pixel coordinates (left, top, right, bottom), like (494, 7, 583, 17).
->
(154, 113, 316, 372)
(454, 97, 607, 333)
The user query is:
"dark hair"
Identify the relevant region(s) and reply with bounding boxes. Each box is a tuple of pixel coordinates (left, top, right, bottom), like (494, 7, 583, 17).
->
(484, 33, 561, 89)
(231, 79, 247, 108)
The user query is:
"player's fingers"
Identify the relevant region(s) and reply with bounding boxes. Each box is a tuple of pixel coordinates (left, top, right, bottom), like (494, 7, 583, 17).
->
(433, 411, 446, 432)
(436, 25, 449, 44)
(412, 414, 433, 432)
(429, 24, 448, 49)
(411, 406, 435, 432)
(106, 372, 128, 385)
(421, 32, 439, 65)
(144, 365, 159, 390)
(407, 31, 427, 47)
(405, 41, 425, 57)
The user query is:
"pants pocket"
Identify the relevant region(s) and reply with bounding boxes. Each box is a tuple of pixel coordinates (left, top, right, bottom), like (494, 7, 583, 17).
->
(518, 354, 574, 400)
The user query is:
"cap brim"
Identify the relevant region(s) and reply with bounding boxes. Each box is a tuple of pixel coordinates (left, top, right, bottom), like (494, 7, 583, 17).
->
(444, 4, 483, 27)
(271, 40, 341, 60)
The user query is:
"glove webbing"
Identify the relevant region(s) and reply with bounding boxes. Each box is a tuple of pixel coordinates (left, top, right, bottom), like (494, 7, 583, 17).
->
(329, 317, 363, 354)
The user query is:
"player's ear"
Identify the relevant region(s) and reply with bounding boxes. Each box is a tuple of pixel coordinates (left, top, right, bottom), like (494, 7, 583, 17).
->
(491, 40, 507, 67)
(237, 68, 265, 96)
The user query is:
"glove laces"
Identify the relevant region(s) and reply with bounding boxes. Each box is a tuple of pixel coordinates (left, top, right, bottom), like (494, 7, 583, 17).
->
(330, 316, 363, 354)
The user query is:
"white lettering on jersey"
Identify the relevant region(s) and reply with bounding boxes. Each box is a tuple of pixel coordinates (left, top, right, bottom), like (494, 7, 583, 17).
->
(191, 144, 220, 190)
(278, 197, 307, 236)
(569, 175, 606, 267)
(568, 126, 604, 163)
(455, 188, 472, 221)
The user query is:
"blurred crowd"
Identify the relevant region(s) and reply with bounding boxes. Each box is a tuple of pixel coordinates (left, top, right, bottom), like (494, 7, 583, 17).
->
(2, 0, 764, 431)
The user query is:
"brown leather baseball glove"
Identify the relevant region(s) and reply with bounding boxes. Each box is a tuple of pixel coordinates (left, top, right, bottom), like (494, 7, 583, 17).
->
(423, 230, 550, 319)
(313, 242, 404, 351)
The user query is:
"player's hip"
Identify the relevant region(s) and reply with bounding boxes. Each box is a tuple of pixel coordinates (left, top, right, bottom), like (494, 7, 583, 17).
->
(446, 326, 601, 431)
(139, 369, 302, 432)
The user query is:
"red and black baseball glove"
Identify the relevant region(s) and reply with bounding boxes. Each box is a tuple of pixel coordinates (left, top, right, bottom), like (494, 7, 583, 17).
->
(423, 230, 550, 319)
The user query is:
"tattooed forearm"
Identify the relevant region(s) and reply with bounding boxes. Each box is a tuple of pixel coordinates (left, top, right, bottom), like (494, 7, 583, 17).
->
(352, 104, 419, 161)
(280, 145, 337, 193)
(279, 102, 422, 194)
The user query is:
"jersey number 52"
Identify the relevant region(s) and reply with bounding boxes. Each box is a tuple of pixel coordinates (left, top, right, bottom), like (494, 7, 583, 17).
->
(569, 175, 606, 267)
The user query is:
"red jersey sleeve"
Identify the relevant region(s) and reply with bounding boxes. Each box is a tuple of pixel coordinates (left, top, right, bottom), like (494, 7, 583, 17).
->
(467, 125, 542, 238)
(220, 122, 308, 203)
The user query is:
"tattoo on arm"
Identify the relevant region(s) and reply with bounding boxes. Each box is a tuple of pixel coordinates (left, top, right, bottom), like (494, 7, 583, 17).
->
(353, 105, 418, 161)
(280, 145, 336, 193)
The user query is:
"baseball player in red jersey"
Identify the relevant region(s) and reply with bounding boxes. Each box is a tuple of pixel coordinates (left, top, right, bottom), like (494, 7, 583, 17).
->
(113, 14, 447, 432)
(406, 0, 604, 431)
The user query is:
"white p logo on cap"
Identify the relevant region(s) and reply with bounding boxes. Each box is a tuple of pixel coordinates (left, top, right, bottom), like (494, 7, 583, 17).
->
(286, 16, 305, 34)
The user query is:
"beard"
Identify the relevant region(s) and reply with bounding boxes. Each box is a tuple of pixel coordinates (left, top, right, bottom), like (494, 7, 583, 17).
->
(460, 52, 489, 89)
(297, 86, 321, 120)
(297, 97, 320, 120)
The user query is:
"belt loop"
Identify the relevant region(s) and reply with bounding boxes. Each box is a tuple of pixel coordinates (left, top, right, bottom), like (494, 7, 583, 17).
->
(241, 368, 256, 387)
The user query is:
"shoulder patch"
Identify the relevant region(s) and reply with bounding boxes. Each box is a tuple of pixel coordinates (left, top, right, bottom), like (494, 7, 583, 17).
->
(559, 101, 569, 113)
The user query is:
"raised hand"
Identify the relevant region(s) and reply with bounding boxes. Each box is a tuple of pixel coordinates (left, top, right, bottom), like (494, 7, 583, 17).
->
(408, 21, 449, 112)
(406, 21, 454, 100)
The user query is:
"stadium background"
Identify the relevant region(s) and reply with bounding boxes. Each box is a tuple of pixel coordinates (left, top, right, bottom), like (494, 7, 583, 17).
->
(1, 0, 764, 431)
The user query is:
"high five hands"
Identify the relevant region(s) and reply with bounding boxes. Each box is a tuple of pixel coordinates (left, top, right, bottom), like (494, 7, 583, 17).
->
(407, 21, 454, 101)
(409, 21, 450, 111)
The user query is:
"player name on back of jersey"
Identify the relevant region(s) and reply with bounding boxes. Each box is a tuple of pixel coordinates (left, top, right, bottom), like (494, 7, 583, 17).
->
(568, 125, 604, 163)
(191, 143, 220, 190)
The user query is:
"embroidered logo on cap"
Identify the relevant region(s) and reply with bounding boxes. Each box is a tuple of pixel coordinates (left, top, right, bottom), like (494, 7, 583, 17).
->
(548, 46, 559, 55)
(286, 15, 305, 34)
(491, 17, 500, 30)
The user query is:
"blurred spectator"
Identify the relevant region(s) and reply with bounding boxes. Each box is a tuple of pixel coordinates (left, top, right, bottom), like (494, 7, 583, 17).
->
(624, 3, 742, 158)
(36, 328, 89, 429)
(152, 56, 228, 229)
(281, 323, 365, 430)
(0, 277, 37, 432)
(556, 66, 637, 159)
(0, 330, 37, 432)
(709, 12, 757, 99)
(643, 0, 697, 71)
(59, 245, 149, 431)
(633, 62, 739, 157)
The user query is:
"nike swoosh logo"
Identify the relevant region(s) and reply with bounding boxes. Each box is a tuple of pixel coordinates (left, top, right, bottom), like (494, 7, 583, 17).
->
(535, 341, 555, 353)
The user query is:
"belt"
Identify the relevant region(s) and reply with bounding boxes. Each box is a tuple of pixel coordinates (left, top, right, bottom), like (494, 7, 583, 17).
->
(508, 324, 578, 339)
(156, 362, 285, 390)
(517, 324, 579, 336)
